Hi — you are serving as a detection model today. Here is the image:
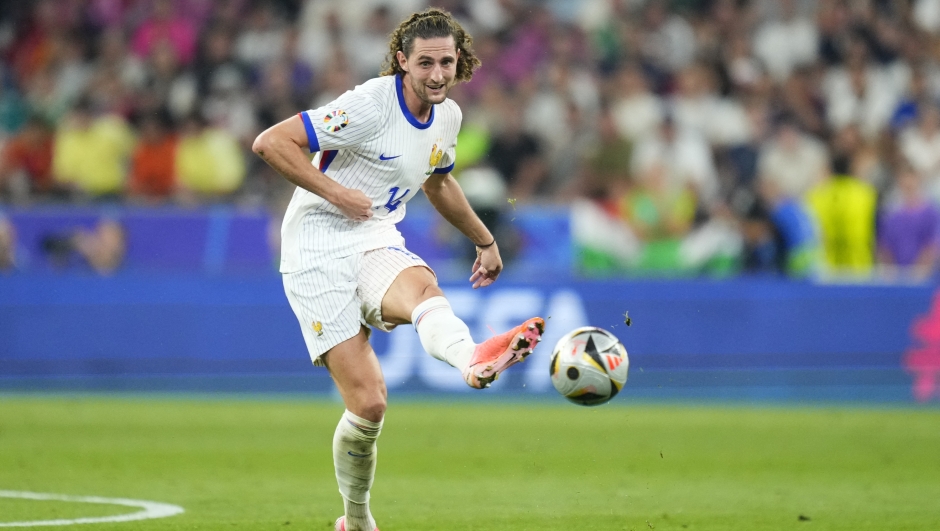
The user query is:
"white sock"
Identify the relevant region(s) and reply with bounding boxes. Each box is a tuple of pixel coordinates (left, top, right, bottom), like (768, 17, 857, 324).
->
(333, 410, 382, 531)
(411, 296, 475, 369)
(344, 500, 372, 531)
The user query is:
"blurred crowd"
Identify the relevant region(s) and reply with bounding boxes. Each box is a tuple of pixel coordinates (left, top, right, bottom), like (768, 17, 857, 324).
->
(2, 0, 940, 279)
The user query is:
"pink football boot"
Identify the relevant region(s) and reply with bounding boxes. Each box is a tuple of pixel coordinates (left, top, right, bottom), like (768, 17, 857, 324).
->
(462, 317, 545, 389)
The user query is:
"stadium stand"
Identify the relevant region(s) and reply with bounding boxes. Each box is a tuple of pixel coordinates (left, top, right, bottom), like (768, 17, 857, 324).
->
(1, 0, 940, 281)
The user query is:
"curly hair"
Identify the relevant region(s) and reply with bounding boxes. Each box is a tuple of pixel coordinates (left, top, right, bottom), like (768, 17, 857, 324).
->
(380, 8, 480, 83)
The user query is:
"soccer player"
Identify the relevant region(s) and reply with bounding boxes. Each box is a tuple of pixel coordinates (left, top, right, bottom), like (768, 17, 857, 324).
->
(251, 9, 545, 531)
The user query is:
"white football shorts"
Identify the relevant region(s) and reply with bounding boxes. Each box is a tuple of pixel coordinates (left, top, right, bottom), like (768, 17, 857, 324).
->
(282, 245, 433, 366)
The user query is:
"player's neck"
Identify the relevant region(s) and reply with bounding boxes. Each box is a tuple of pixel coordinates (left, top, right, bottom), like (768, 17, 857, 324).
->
(401, 75, 433, 122)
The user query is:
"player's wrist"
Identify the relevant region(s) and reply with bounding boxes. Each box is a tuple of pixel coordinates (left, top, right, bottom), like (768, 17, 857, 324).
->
(324, 183, 354, 206)
(474, 238, 496, 249)
(317, 182, 341, 204)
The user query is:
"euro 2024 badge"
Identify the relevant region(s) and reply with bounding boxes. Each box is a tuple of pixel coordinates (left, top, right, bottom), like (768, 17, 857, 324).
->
(323, 110, 349, 133)
(425, 140, 444, 175)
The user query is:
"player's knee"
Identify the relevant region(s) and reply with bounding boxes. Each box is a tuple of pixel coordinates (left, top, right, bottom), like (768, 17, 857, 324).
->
(420, 282, 444, 299)
(358, 395, 386, 423)
(357, 380, 387, 422)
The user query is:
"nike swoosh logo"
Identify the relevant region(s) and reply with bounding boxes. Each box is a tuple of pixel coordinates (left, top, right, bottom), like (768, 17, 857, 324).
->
(379, 153, 402, 160)
(348, 451, 372, 458)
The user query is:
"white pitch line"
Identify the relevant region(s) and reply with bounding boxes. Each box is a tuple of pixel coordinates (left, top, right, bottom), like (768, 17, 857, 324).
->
(0, 490, 184, 527)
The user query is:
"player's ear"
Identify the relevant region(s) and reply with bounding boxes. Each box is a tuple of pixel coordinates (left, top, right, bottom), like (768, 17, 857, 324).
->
(396, 50, 408, 71)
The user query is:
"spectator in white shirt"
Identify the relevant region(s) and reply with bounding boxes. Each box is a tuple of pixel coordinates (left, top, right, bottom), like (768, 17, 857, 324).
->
(639, 0, 696, 74)
(610, 65, 663, 142)
(899, 104, 940, 202)
(824, 55, 903, 140)
(752, 0, 819, 82)
(631, 114, 719, 206)
(757, 119, 829, 203)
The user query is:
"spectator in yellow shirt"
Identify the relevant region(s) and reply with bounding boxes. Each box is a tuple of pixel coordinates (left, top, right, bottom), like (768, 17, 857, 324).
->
(175, 112, 245, 199)
(805, 157, 878, 276)
(52, 99, 135, 198)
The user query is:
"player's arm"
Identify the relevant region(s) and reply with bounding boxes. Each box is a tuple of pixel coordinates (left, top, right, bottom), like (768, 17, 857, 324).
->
(251, 115, 372, 221)
(422, 172, 501, 289)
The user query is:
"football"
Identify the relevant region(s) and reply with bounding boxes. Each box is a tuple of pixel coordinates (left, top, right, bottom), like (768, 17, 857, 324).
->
(549, 326, 629, 406)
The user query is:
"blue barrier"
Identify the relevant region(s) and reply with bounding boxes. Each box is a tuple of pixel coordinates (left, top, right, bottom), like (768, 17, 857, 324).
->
(2, 273, 937, 403)
(4, 204, 569, 278)
(8, 206, 273, 273)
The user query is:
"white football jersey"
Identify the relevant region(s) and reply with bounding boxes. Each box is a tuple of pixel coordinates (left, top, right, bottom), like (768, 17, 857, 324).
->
(280, 75, 461, 273)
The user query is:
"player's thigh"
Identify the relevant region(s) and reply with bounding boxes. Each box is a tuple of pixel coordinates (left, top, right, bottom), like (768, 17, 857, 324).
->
(322, 326, 387, 422)
(359, 246, 443, 327)
(382, 266, 444, 325)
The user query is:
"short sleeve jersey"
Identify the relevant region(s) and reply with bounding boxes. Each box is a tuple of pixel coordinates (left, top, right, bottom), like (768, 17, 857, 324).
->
(280, 75, 461, 273)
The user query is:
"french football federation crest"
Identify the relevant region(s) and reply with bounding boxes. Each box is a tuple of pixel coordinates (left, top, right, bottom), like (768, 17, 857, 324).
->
(322, 110, 349, 133)
(425, 140, 444, 175)
(312, 321, 324, 337)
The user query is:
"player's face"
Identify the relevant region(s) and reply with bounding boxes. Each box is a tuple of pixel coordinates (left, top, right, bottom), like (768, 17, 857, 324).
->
(399, 36, 459, 105)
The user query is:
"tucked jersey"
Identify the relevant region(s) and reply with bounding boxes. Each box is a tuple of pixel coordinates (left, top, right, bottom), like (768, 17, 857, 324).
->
(280, 75, 461, 272)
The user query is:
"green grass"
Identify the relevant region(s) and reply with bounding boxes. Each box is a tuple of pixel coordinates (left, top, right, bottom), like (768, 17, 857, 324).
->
(1, 396, 938, 530)
(0, 497, 131, 521)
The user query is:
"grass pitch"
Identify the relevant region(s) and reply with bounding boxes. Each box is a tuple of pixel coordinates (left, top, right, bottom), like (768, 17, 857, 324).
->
(0, 396, 938, 531)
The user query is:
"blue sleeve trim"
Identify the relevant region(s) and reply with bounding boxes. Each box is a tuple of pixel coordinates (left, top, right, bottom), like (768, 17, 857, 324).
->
(433, 162, 455, 174)
(298, 112, 320, 153)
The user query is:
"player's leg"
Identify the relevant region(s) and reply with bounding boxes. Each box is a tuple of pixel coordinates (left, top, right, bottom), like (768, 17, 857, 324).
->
(322, 328, 384, 531)
(379, 264, 477, 368)
(282, 265, 382, 531)
(367, 248, 545, 389)
(323, 326, 387, 421)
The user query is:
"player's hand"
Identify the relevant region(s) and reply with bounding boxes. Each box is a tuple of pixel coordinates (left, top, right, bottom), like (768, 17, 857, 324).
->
(334, 188, 373, 221)
(470, 243, 502, 289)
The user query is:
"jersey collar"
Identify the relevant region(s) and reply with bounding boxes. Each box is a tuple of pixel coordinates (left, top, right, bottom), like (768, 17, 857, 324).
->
(396, 74, 434, 130)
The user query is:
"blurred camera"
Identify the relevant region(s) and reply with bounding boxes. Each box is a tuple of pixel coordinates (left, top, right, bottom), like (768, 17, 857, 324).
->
(41, 233, 76, 267)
